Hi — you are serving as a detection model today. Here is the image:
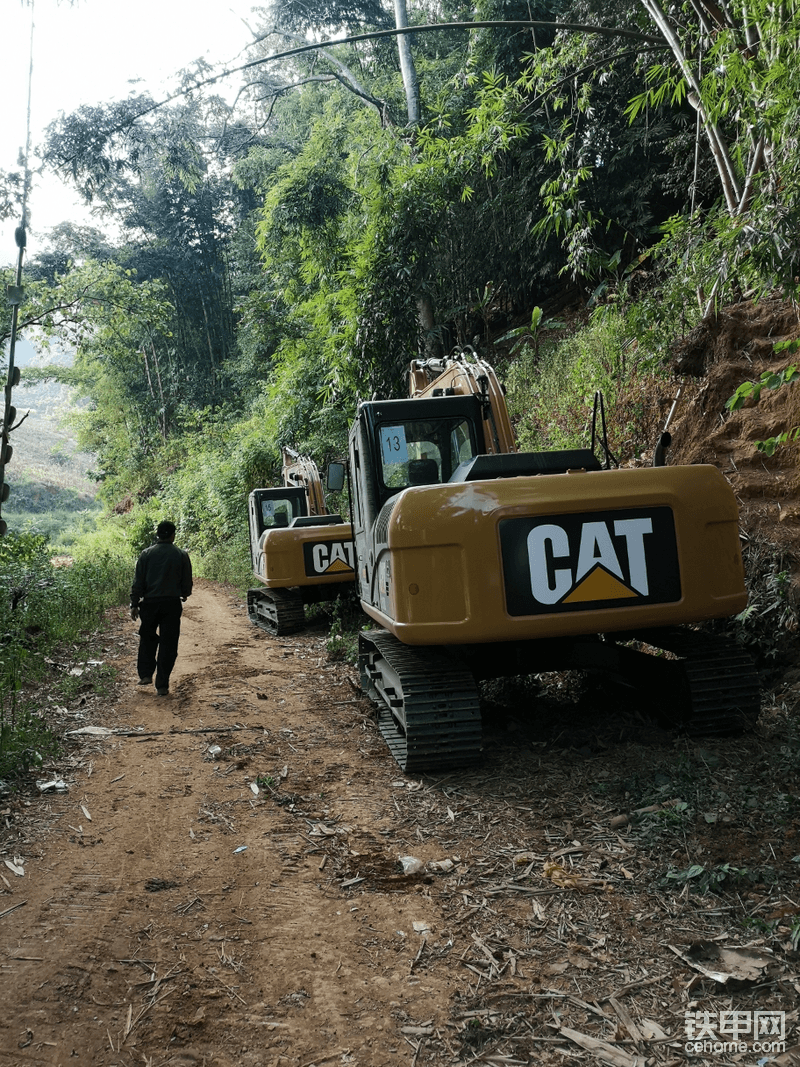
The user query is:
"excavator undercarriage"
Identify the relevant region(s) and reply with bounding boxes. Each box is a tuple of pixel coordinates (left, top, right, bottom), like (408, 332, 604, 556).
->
(247, 586, 306, 636)
(359, 626, 760, 772)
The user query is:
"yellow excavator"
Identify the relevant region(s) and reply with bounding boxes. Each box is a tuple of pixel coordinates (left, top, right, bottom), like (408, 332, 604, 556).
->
(247, 447, 354, 635)
(343, 349, 758, 771)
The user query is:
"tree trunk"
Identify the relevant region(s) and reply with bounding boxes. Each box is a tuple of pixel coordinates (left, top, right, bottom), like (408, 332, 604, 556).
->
(638, 0, 742, 213)
(393, 0, 420, 125)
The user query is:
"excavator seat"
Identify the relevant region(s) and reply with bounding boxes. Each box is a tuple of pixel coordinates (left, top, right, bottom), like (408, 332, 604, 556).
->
(408, 458, 440, 485)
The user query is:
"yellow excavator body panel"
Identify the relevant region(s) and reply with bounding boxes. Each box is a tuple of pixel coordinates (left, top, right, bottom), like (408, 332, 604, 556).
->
(363, 464, 746, 644)
(255, 523, 355, 589)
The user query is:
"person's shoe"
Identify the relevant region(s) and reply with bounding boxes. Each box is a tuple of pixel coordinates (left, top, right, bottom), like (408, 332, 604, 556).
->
(138, 676, 153, 685)
(156, 687, 169, 697)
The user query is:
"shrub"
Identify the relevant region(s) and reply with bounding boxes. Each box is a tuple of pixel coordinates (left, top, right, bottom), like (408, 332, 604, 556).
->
(504, 309, 669, 459)
(0, 529, 133, 783)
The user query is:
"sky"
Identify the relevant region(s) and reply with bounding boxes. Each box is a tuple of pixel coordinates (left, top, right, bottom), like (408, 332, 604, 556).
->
(1, 0, 263, 267)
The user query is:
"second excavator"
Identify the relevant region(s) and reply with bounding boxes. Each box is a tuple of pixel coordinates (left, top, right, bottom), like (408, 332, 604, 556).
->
(247, 447, 355, 635)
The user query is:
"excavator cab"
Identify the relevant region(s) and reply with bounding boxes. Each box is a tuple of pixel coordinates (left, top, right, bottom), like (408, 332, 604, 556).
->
(350, 394, 485, 529)
(248, 487, 308, 572)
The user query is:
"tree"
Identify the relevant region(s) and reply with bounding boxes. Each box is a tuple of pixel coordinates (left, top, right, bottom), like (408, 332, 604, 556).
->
(393, 0, 421, 124)
(43, 95, 254, 413)
(629, 0, 800, 305)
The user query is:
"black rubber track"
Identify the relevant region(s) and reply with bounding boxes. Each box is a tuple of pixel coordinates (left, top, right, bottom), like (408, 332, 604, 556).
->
(247, 587, 305, 636)
(651, 628, 761, 736)
(359, 630, 482, 773)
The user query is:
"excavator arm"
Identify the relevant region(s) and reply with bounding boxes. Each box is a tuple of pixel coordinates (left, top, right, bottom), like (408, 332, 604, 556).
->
(281, 446, 326, 515)
(408, 347, 517, 455)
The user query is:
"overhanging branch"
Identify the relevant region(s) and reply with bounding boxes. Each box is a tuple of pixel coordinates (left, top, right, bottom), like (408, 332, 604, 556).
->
(55, 20, 666, 156)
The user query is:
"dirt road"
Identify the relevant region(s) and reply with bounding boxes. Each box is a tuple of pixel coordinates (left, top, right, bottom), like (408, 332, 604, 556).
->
(1, 580, 799, 1067)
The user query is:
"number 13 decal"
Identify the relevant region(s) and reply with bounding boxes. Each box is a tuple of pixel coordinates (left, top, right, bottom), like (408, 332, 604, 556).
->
(380, 425, 409, 463)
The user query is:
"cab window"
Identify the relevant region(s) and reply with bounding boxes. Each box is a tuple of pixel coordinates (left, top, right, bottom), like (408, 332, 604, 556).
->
(378, 417, 478, 490)
(261, 496, 298, 528)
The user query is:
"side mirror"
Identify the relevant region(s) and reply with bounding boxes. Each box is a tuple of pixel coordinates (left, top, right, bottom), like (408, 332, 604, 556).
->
(326, 462, 345, 493)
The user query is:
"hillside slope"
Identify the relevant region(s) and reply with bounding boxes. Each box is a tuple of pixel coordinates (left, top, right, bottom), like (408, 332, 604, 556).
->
(668, 296, 800, 566)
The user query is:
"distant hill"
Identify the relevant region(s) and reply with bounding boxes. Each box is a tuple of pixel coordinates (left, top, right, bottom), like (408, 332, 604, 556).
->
(3, 337, 99, 518)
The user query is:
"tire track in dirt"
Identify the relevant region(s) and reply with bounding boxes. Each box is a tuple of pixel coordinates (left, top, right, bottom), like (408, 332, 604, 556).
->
(0, 581, 456, 1067)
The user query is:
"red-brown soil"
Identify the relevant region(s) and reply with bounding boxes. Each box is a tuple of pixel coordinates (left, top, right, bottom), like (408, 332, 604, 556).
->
(1, 576, 800, 1066)
(668, 295, 800, 569)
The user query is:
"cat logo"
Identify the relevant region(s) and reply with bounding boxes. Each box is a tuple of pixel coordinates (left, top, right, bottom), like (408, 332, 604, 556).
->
(500, 507, 681, 616)
(303, 539, 355, 577)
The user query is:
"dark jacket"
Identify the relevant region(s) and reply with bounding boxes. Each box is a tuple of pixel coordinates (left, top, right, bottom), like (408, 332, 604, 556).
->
(131, 541, 193, 605)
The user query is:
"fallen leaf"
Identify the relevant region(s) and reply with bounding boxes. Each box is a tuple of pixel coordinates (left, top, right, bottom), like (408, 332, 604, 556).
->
(512, 851, 539, 865)
(639, 1019, 669, 1040)
(669, 941, 776, 984)
(429, 858, 454, 872)
(560, 1026, 636, 1067)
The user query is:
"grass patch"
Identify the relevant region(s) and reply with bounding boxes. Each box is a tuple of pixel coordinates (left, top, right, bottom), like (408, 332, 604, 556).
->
(0, 705, 61, 783)
(502, 308, 670, 460)
(0, 529, 132, 784)
(321, 593, 364, 665)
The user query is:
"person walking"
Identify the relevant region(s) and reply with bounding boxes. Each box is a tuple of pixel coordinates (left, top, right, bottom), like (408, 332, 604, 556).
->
(130, 520, 193, 696)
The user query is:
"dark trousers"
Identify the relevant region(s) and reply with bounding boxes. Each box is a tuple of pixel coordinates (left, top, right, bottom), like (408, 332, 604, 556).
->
(137, 598, 183, 688)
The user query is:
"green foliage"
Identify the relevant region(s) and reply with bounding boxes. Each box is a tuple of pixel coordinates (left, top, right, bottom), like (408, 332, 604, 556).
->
(36, 94, 260, 507)
(322, 593, 364, 665)
(715, 532, 799, 668)
(0, 708, 61, 783)
(497, 306, 565, 355)
(726, 366, 800, 413)
(660, 862, 766, 895)
(3, 475, 102, 550)
(516, 2, 689, 289)
(0, 530, 130, 783)
(504, 308, 664, 458)
(623, 0, 800, 314)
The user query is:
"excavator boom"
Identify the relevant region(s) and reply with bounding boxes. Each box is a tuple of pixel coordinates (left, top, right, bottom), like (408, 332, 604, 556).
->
(409, 348, 516, 455)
